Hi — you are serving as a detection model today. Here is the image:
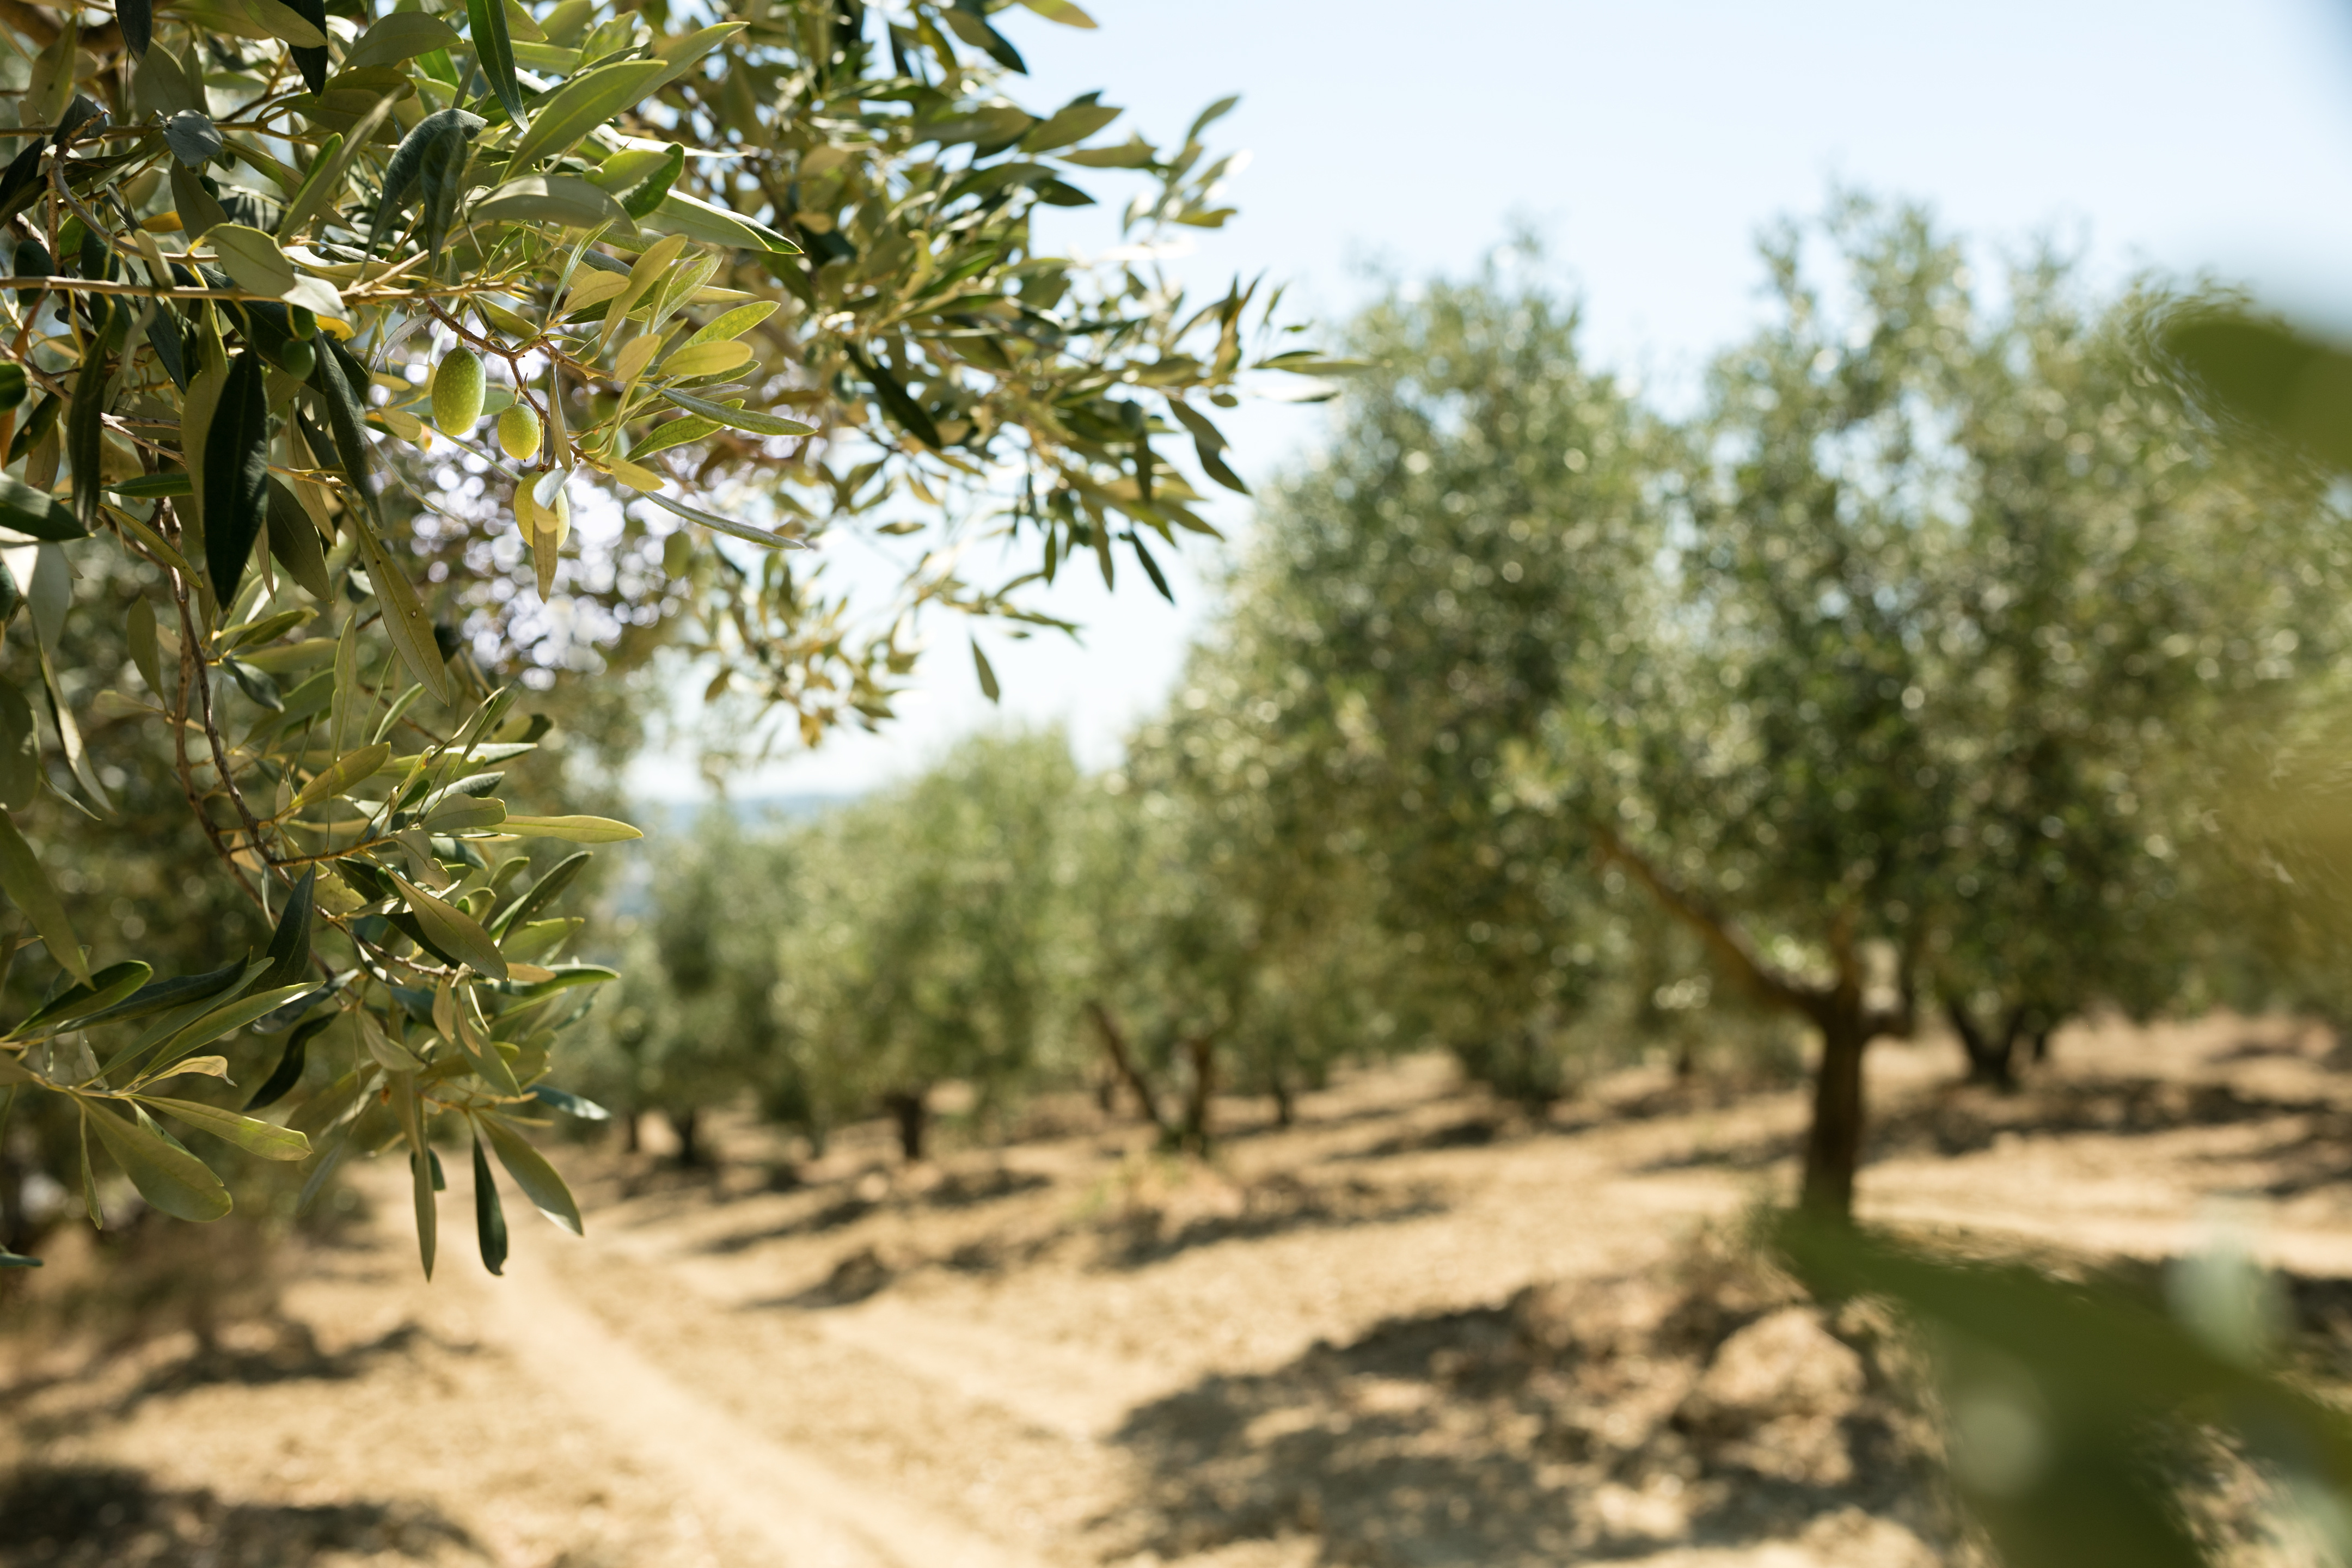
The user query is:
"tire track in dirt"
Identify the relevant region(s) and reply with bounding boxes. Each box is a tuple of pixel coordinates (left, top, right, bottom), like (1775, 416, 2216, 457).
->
(465, 1245, 1049, 1568)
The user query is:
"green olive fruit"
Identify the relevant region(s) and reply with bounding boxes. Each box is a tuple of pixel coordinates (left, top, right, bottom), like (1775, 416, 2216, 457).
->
(432, 348, 486, 437)
(274, 337, 316, 379)
(661, 531, 692, 578)
(497, 401, 542, 461)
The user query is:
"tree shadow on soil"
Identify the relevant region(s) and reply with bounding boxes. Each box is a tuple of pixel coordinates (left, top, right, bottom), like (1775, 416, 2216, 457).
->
(0, 1463, 480, 1566)
(1638, 1074, 2339, 1177)
(1095, 1174, 1449, 1271)
(699, 1166, 1054, 1257)
(1100, 1280, 1943, 1567)
(109, 1320, 439, 1416)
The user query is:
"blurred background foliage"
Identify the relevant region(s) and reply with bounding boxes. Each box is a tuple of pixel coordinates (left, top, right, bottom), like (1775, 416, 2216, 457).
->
(521, 195, 2352, 1566)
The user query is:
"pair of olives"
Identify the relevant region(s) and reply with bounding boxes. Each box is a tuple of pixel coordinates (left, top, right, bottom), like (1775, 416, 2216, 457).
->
(430, 348, 541, 460)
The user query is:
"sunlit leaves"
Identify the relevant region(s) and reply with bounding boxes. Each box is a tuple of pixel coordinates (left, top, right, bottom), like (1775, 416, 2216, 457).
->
(82, 1101, 231, 1221)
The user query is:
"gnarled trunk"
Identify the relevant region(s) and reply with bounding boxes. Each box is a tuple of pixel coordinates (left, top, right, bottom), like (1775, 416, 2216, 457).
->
(1799, 1002, 1870, 1221)
(883, 1089, 928, 1163)
(1178, 1035, 1217, 1154)
(669, 1106, 704, 1167)
(1087, 1000, 1166, 1134)
(1947, 999, 2020, 1091)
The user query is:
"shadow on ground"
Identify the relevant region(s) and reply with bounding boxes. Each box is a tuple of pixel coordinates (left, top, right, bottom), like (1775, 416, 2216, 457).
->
(1097, 1173, 1449, 1271)
(1637, 1074, 2348, 1179)
(110, 1321, 440, 1417)
(0, 1464, 480, 1566)
(1099, 1234, 1950, 1566)
(701, 1165, 1055, 1258)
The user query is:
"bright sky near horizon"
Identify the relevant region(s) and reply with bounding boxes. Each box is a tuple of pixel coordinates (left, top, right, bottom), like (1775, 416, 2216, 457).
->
(627, 0, 2352, 802)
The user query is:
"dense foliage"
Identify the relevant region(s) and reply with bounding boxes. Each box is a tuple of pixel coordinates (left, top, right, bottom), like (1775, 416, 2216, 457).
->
(0, 0, 1316, 1275)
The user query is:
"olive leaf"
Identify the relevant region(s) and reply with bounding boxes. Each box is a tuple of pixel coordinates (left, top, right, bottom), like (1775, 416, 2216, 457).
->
(201, 351, 270, 605)
(480, 1112, 582, 1235)
(82, 1099, 231, 1221)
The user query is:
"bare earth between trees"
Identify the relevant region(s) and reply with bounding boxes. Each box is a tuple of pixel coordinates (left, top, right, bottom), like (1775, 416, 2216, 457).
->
(9, 1012, 2352, 1568)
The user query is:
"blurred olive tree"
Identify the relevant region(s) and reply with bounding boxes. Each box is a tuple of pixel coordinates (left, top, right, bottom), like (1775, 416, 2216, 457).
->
(1527, 198, 2348, 1218)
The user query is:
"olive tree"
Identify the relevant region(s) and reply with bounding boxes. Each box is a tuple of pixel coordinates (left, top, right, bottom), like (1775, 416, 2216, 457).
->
(1173, 254, 1666, 1104)
(1532, 200, 2347, 1217)
(768, 728, 1078, 1160)
(0, 0, 1313, 1275)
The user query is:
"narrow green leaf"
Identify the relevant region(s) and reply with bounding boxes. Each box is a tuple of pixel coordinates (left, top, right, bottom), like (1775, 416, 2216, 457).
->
(530, 1084, 609, 1120)
(636, 490, 808, 550)
(15, 960, 150, 1036)
(489, 849, 588, 935)
(388, 870, 510, 978)
(351, 522, 450, 706)
(346, 12, 460, 68)
(480, 1112, 582, 1234)
(0, 810, 87, 987)
(1166, 397, 1249, 494)
(264, 476, 331, 599)
(139, 1094, 311, 1160)
(258, 866, 315, 990)
(0, 682, 38, 810)
(1016, 0, 1097, 26)
(66, 314, 108, 534)
(144, 983, 315, 1075)
(644, 191, 800, 254)
(492, 963, 616, 1002)
(244, 1012, 332, 1111)
(82, 957, 252, 1030)
(505, 59, 667, 172)
(329, 611, 360, 754)
(0, 470, 85, 540)
(471, 175, 633, 231)
(82, 1098, 231, 1220)
(972, 638, 1000, 702)
(367, 108, 485, 261)
(291, 740, 393, 813)
(278, 95, 400, 242)
(471, 1131, 507, 1274)
(209, 223, 298, 296)
(109, 470, 193, 498)
(495, 814, 642, 843)
(242, 0, 327, 48)
(203, 352, 270, 605)
(464, 0, 529, 127)
(649, 21, 742, 78)
(657, 388, 814, 438)
(396, 1073, 435, 1276)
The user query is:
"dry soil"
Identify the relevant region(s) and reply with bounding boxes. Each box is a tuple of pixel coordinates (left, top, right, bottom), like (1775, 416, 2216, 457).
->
(9, 1013, 2352, 1567)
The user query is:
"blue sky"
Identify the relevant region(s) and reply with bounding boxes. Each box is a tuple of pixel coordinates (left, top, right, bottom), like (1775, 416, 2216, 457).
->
(630, 0, 2352, 800)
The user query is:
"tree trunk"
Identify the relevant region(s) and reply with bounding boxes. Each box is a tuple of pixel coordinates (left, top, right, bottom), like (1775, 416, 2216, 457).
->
(1269, 1067, 1295, 1129)
(1798, 1003, 1870, 1221)
(670, 1106, 703, 1167)
(0, 1146, 23, 1258)
(1178, 1035, 1216, 1153)
(1087, 1000, 1167, 1134)
(622, 1110, 641, 1154)
(1947, 1000, 2018, 1091)
(2030, 1027, 2051, 1064)
(883, 1089, 928, 1163)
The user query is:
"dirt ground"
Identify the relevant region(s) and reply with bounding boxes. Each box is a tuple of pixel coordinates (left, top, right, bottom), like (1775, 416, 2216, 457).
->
(9, 1013, 2352, 1568)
